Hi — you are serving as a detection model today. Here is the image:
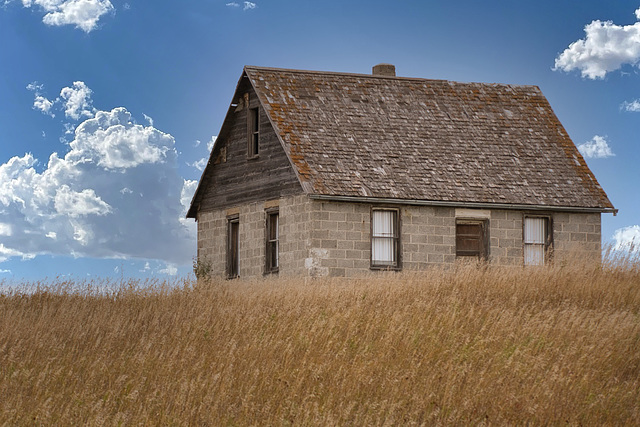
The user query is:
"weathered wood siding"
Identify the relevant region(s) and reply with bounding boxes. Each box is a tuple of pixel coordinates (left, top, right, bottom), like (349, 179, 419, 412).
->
(198, 84, 302, 212)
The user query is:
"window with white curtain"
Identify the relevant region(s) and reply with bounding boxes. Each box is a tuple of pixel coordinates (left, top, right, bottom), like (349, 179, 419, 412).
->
(524, 216, 550, 265)
(371, 209, 399, 268)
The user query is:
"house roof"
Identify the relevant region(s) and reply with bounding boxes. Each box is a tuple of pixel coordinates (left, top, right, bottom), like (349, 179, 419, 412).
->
(188, 66, 614, 217)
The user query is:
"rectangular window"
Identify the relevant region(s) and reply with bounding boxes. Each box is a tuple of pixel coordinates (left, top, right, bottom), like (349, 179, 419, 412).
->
(371, 209, 400, 269)
(524, 216, 551, 265)
(227, 215, 239, 278)
(247, 107, 259, 158)
(265, 209, 279, 274)
(456, 220, 488, 259)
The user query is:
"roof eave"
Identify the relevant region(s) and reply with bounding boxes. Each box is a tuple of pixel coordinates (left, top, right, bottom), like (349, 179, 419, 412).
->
(308, 194, 617, 214)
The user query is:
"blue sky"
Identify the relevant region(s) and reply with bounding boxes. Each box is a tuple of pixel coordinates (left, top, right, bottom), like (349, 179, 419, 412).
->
(1, 0, 639, 280)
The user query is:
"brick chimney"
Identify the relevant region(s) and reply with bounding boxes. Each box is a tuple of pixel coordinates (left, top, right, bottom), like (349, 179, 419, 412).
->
(372, 63, 396, 77)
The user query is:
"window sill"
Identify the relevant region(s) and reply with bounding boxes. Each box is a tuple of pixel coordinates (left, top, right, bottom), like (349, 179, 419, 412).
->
(370, 265, 402, 271)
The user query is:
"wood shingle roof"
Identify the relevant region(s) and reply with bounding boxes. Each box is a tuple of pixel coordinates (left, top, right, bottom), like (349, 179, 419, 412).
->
(244, 66, 613, 211)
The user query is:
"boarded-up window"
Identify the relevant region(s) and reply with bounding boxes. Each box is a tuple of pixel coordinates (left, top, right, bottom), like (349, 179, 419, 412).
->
(456, 220, 488, 259)
(227, 216, 239, 278)
(265, 209, 279, 273)
(247, 107, 259, 158)
(524, 217, 551, 265)
(371, 209, 400, 269)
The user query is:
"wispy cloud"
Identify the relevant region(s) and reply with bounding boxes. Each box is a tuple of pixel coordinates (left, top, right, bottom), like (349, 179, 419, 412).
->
(554, 7, 640, 79)
(621, 99, 640, 112)
(20, 0, 115, 33)
(226, 1, 256, 11)
(577, 135, 615, 159)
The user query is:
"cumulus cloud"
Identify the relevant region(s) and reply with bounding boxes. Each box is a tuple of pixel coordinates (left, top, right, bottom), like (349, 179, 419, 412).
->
(21, 0, 115, 32)
(621, 99, 640, 112)
(577, 135, 615, 159)
(60, 81, 95, 119)
(554, 7, 640, 79)
(33, 95, 55, 117)
(226, 2, 239, 7)
(1, 82, 196, 265)
(612, 225, 640, 253)
(28, 81, 95, 120)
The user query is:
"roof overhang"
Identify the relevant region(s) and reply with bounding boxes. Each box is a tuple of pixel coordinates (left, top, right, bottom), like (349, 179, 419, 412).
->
(308, 194, 618, 215)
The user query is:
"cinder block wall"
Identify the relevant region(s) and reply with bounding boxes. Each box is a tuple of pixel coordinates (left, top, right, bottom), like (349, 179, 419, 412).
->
(196, 198, 603, 279)
(554, 212, 602, 262)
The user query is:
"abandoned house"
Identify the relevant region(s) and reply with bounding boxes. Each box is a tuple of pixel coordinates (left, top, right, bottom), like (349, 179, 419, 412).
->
(186, 64, 616, 278)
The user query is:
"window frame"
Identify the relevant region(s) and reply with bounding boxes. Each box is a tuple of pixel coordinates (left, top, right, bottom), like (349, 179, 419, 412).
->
(264, 208, 279, 275)
(523, 214, 553, 266)
(370, 207, 401, 270)
(247, 106, 260, 159)
(226, 214, 240, 279)
(455, 218, 489, 260)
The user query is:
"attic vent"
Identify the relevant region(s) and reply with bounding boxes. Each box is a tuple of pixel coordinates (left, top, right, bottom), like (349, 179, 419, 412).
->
(372, 63, 396, 77)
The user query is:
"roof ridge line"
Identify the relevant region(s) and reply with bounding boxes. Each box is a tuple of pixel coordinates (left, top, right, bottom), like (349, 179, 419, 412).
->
(243, 65, 536, 88)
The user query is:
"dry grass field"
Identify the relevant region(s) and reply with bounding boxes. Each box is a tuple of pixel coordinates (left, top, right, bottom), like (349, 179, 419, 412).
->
(1, 253, 639, 425)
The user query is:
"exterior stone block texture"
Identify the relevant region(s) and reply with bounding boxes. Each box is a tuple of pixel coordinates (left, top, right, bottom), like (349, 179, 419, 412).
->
(196, 198, 603, 279)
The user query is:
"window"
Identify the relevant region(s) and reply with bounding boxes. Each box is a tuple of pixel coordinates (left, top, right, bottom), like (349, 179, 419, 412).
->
(524, 216, 552, 265)
(456, 220, 489, 259)
(371, 209, 400, 269)
(265, 209, 279, 274)
(247, 107, 259, 158)
(227, 215, 239, 278)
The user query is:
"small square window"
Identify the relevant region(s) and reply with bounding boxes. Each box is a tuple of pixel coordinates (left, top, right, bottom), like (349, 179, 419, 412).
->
(456, 220, 488, 259)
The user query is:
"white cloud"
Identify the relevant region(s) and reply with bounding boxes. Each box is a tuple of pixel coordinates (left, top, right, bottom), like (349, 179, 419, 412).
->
(243, 2, 256, 11)
(0, 82, 196, 265)
(21, 0, 115, 33)
(33, 96, 55, 116)
(54, 185, 111, 217)
(142, 113, 154, 126)
(71, 107, 173, 169)
(60, 81, 95, 120)
(577, 135, 615, 159)
(0, 223, 12, 236)
(621, 99, 640, 112)
(612, 225, 640, 253)
(28, 81, 94, 120)
(554, 7, 640, 79)
(226, 2, 239, 7)
(0, 269, 11, 274)
(158, 263, 177, 275)
(207, 135, 216, 152)
(0, 244, 24, 263)
(189, 157, 208, 171)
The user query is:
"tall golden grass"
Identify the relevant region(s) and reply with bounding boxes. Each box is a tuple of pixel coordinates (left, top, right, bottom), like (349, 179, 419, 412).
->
(1, 255, 639, 425)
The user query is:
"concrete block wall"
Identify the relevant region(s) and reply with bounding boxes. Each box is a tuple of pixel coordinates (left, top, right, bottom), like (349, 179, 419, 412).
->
(553, 212, 602, 262)
(197, 197, 603, 279)
(489, 209, 525, 265)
